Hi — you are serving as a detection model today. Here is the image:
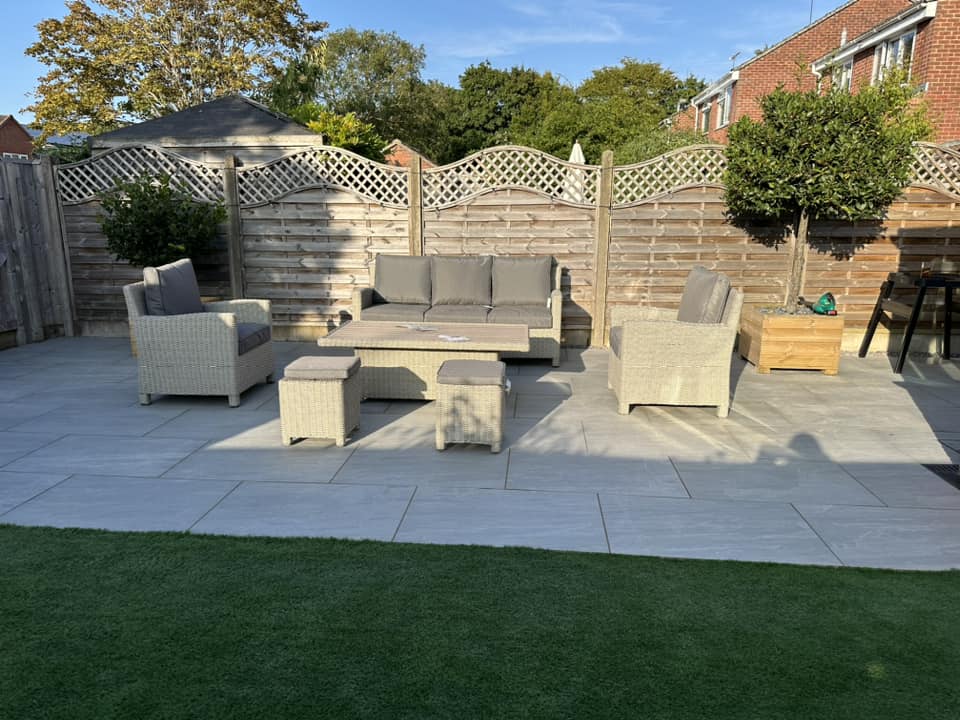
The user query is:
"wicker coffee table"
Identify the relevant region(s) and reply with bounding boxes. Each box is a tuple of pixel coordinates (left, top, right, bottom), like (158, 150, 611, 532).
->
(318, 321, 529, 400)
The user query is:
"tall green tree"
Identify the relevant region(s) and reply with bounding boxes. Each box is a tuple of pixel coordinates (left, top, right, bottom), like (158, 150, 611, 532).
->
(724, 71, 932, 310)
(26, 0, 326, 141)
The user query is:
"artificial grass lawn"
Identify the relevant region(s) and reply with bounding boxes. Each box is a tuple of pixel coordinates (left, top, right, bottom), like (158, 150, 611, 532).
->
(1, 526, 959, 719)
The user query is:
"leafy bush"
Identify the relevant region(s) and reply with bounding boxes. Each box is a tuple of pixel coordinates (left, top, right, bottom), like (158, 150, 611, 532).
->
(290, 103, 386, 161)
(614, 129, 706, 164)
(99, 175, 226, 268)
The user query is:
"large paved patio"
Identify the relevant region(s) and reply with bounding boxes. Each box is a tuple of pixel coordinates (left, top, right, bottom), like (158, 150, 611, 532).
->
(1, 337, 958, 570)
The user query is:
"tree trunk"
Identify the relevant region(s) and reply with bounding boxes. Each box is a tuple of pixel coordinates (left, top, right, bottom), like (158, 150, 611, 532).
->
(784, 209, 809, 311)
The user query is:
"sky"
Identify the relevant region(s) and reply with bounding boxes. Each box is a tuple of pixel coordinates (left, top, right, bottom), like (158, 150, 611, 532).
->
(3, 0, 834, 125)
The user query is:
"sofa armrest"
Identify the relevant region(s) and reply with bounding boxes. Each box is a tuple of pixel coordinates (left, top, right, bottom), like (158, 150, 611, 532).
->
(610, 305, 677, 327)
(352, 287, 375, 319)
(134, 312, 239, 363)
(549, 289, 563, 329)
(619, 319, 736, 366)
(204, 299, 271, 326)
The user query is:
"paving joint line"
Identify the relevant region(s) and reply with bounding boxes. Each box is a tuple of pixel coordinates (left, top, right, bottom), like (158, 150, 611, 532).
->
(187, 480, 244, 532)
(791, 503, 845, 566)
(0, 472, 77, 518)
(391, 486, 418, 542)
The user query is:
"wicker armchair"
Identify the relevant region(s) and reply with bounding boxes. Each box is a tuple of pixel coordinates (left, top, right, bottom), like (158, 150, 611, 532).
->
(607, 273, 743, 418)
(123, 281, 275, 408)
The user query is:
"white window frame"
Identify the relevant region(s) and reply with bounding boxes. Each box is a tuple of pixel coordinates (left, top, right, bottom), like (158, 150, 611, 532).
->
(699, 104, 711, 133)
(872, 29, 916, 83)
(834, 59, 854, 91)
(1, 152, 29, 160)
(717, 85, 734, 127)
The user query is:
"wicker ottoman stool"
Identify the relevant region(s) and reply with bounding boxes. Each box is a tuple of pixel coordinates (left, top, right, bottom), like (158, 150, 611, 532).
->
(279, 355, 361, 447)
(435, 359, 506, 453)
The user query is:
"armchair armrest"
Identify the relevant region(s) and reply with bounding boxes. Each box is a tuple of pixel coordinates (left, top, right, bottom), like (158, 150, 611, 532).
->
(134, 312, 240, 363)
(619, 319, 737, 365)
(549, 289, 563, 328)
(352, 287, 375, 319)
(610, 305, 677, 327)
(204, 299, 271, 326)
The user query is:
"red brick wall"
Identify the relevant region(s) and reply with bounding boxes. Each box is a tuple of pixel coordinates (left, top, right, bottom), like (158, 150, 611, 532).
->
(0, 118, 33, 157)
(912, 0, 960, 141)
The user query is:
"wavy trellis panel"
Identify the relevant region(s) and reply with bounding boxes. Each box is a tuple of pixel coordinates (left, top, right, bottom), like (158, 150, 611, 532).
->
(612, 145, 727, 207)
(910, 142, 960, 199)
(422, 146, 600, 209)
(236, 147, 409, 208)
(56, 145, 224, 205)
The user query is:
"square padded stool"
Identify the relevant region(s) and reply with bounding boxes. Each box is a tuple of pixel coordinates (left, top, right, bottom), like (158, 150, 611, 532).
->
(280, 355, 361, 447)
(435, 359, 506, 453)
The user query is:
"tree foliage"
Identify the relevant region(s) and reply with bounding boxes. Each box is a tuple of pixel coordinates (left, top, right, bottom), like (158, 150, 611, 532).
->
(99, 175, 225, 268)
(724, 71, 932, 308)
(26, 0, 325, 141)
(289, 104, 386, 161)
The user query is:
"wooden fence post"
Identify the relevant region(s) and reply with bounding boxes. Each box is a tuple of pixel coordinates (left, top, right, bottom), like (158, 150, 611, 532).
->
(38, 156, 76, 336)
(1, 160, 44, 343)
(591, 150, 614, 347)
(408, 155, 424, 256)
(222, 155, 245, 298)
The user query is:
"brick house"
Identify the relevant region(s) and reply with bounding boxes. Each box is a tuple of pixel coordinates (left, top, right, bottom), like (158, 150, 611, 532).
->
(382, 139, 436, 169)
(0, 115, 34, 159)
(676, 0, 960, 143)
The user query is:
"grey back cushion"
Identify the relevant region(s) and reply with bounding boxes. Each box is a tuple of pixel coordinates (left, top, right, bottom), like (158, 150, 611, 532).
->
(374, 255, 431, 304)
(143, 258, 204, 316)
(676, 266, 731, 324)
(492, 257, 552, 306)
(431, 256, 493, 305)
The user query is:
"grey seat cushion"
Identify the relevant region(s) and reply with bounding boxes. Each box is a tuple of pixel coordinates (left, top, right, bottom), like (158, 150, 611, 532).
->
(487, 305, 552, 329)
(143, 258, 204, 316)
(437, 359, 505, 387)
(361, 303, 429, 322)
(285, 355, 359, 380)
(431, 256, 493, 305)
(676, 267, 730, 324)
(609, 326, 623, 358)
(424, 305, 491, 324)
(374, 255, 431, 304)
(237, 322, 271, 355)
(492, 257, 552, 306)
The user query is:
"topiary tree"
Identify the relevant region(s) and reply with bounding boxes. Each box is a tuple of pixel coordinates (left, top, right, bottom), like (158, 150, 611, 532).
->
(99, 175, 226, 268)
(724, 70, 932, 310)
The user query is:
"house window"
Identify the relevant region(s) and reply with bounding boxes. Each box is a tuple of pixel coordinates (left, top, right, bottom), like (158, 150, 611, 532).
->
(1, 152, 29, 160)
(833, 59, 854, 91)
(700, 104, 711, 133)
(872, 30, 916, 83)
(717, 86, 734, 127)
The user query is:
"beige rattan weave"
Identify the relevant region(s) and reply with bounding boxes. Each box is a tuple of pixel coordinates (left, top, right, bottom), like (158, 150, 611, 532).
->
(123, 282, 275, 407)
(435, 380, 506, 453)
(607, 289, 743, 418)
(279, 372, 361, 447)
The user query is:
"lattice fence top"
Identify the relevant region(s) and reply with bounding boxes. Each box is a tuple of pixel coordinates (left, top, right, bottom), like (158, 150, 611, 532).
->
(612, 145, 727, 207)
(236, 146, 409, 208)
(56, 145, 224, 205)
(422, 145, 600, 209)
(910, 142, 960, 200)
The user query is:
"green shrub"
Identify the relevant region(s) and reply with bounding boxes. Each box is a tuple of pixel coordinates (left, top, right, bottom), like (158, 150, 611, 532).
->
(98, 175, 226, 268)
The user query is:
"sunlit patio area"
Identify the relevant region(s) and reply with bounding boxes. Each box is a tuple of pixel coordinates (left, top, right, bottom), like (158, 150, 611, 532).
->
(1, 337, 958, 571)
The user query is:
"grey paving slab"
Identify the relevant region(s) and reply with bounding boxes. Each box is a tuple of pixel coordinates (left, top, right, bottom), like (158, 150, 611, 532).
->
(335, 446, 509, 489)
(0, 471, 69, 514)
(1, 474, 235, 532)
(513, 394, 568, 419)
(0, 432, 64, 467)
(146, 409, 281, 441)
(8, 407, 184, 438)
(601, 494, 840, 565)
(0, 401, 65, 430)
(507, 449, 687, 497)
(395, 487, 608, 552)
(796, 504, 960, 570)
(838, 463, 960, 509)
(504, 418, 587, 454)
(191, 482, 414, 539)
(674, 459, 884, 506)
(5, 434, 205, 477)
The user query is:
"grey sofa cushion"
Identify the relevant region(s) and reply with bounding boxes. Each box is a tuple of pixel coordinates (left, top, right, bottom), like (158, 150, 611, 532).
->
(676, 267, 730, 324)
(431, 256, 492, 305)
(237, 322, 271, 355)
(362, 303, 429, 322)
(492, 257, 552, 306)
(486, 305, 553, 329)
(143, 258, 204, 316)
(285, 355, 359, 380)
(437, 359, 505, 387)
(424, 305, 490, 324)
(374, 255, 431, 304)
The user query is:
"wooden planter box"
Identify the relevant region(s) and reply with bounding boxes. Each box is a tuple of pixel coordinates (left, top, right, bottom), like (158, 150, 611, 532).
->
(739, 306, 843, 375)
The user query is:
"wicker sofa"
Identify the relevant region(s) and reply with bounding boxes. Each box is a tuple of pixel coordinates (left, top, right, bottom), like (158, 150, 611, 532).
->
(123, 259, 274, 407)
(352, 254, 563, 366)
(607, 267, 743, 418)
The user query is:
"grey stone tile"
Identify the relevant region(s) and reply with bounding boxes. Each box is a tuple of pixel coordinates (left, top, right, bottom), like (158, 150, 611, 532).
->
(9, 407, 184, 437)
(514, 394, 567, 419)
(192, 482, 414, 540)
(0, 432, 64, 467)
(5, 434, 205, 477)
(796, 504, 960, 570)
(335, 446, 509, 489)
(146, 409, 280, 441)
(839, 463, 960, 509)
(0, 401, 65, 430)
(601, 494, 839, 565)
(0, 471, 69, 514)
(2, 474, 235, 532)
(674, 459, 884, 506)
(396, 487, 608, 552)
(350, 413, 435, 451)
(504, 418, 587, 454)
(507, 449, 687, 497)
